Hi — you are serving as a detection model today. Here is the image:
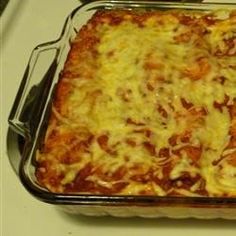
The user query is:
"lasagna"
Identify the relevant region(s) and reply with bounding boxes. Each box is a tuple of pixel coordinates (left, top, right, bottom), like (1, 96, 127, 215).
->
(36, 9, 236, 197)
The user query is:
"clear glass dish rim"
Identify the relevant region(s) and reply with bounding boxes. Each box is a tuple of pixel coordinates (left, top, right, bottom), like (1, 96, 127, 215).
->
(12, 0, 236, 207)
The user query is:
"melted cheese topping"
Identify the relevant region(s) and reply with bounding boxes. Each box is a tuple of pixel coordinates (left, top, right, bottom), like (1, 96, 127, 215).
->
(36, 9, 236, 197)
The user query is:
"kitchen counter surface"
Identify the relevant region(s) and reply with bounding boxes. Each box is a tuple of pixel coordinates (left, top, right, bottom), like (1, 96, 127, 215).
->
(1, 1, 236, 236)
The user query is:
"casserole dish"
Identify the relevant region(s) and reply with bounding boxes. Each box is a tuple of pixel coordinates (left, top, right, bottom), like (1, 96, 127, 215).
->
(8, 0, 236, 218)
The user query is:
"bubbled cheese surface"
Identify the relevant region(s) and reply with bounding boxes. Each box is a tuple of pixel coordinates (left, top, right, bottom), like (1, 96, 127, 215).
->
(36, 9, 236, 197)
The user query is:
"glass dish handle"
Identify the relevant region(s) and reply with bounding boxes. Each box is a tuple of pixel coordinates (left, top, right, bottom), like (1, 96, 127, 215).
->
(8, 42, 59, 138)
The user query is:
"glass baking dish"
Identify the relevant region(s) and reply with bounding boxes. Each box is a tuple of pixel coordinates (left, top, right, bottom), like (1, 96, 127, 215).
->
(8, 0, 236, 219)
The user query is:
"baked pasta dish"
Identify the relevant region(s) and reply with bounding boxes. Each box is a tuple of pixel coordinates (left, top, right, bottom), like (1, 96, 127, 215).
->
(36, 8, 236, 197)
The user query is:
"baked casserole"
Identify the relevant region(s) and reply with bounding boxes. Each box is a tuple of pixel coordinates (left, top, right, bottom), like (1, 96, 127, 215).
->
(35, 8, 236, 198)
